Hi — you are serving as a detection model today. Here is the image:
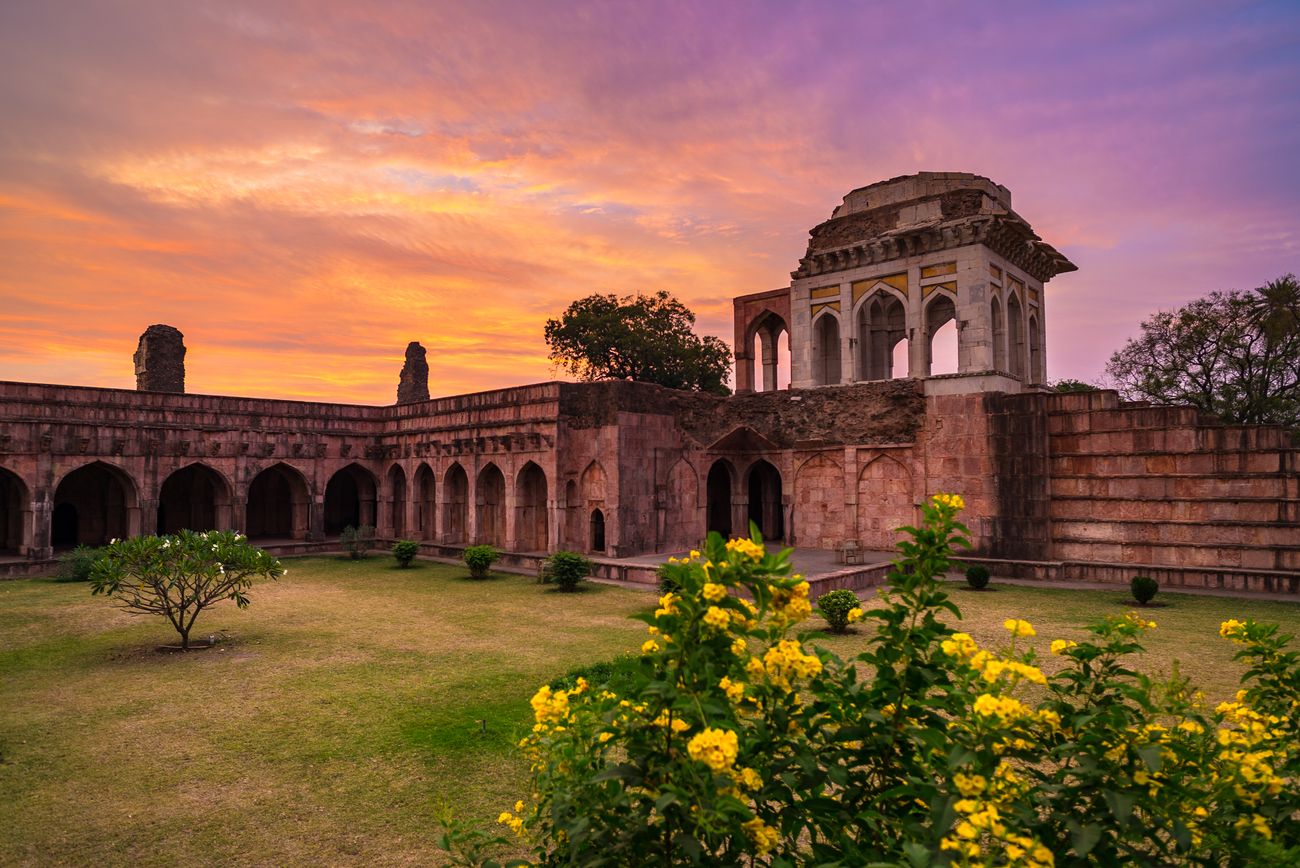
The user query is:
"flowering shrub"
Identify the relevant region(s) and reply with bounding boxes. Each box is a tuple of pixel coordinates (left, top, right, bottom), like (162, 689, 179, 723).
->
(815, 588, 863, 633)
(90, 530, 283, 650)
(445, 495, 1300, 866)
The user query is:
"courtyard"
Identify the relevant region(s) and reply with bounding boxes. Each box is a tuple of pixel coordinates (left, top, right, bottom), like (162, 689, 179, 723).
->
(1, 555, 1296, 866)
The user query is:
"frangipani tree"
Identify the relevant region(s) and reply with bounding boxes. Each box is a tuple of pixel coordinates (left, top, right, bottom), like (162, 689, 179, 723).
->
(91, 530, 283, 649)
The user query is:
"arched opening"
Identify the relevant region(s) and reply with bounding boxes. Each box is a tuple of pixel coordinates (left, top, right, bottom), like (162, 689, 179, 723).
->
(443, 463, 468, 543)
(925, 295, 958, 376)
(856, 293, 908, 381)
(990, 296, 1007, 372)
(745, 459, 783, 542)
(246, 463, 310, 540)
(387, 464, 407, 538)
(812, 314, 842, 386)
(661, 459, 698, 553)
(414, 463, 436, 540)
(748, 311, 791, 392)
(0, 468, 29, 556)
(476, 463, 506, 547)
(706, 460, 733, 537)
(324, 463, 378, 536)
(1007, 294, 1026, 379)
(157, 463, 231, 534)
(515, 462, 548, 552)
(52, 462, 136, 548)
(1028, 314, 1043, 385)
(856, 455, 914, 550)
(589, 509, 606, 554)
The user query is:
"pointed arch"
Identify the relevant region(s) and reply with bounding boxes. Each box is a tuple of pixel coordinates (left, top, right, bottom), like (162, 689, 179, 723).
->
(855, 291, 908, 381)
(812, 312, 842, 386)
(661, 457, 698, 553)
(1007, 292, 1026, 378)
(747, 310, 790, 392)
(515, 461, 548, 552)
(0, 466, 30, 556)
(580, 460, 607, 504)
(324, 463, 378, 536)
(246, 462, 310, 540)
(990, 295, 1007, 372)
(856, 453, 913, 551)
(158, 462, 232, 534)
(475, 462, 506, 547)
(1028, 313, 1043, 385)
(792, 453, 843, 549)
(706, 459, 735, 537)
(925, 294, 958, 376)
(414, 462, 436, 541)
(442, 462, 468, 544)
(53, 461, 139, 548)
(386, 463, 408, 538)
(745, 459, 783, 541)
(589, 508, 606, 553)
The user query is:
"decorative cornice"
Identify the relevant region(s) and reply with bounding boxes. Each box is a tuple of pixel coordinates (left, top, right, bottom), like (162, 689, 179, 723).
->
(791, 215, 1076, 284)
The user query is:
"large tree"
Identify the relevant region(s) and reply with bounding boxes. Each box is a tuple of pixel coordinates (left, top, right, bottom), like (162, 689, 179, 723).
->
(544, 291, 732, 395)
(1106, 274, 1300, 428)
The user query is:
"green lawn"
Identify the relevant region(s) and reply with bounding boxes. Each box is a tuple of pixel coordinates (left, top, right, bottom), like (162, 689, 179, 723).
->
(2, 560, 1298, 866)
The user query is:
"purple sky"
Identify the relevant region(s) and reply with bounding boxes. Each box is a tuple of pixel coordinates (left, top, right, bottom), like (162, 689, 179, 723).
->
(1, 0, 1297, 401)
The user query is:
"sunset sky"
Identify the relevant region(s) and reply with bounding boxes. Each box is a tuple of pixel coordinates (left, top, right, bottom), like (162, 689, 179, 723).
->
(1, 0, 1297, 404)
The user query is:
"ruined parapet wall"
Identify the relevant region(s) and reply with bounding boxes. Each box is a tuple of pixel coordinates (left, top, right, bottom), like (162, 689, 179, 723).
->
(983, 393, 1052, 560)
(1046, 390, 1300, 573)
(396, 342, 430, 404)
(134, 325, 186, 393)
(558, 379, 926, 448)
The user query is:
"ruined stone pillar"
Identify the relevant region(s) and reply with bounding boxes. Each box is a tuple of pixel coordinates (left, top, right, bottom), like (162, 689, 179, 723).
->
(134, 325, 186, 393)
(397, 342, 430, 404)
(759, 330, 778, 393)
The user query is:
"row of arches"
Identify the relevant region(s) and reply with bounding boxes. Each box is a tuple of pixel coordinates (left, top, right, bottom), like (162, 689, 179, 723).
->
(0, 458, 567, 556)
(811, 292, 959, 386)
(989, 294, 1043, 382)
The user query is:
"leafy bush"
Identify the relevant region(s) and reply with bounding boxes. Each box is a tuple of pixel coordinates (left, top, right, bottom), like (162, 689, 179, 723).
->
(392, 539, 419, 568)
(815, 588, 862, 634)
(541, 551, 593, 592)
(966, 563, 991, 590)
(339, 524, 375, 559)
(463, 545, 499, 579)
(656, 563, 681, 595)
(1131, 574, 1159, 605)
(547, 655, 641, 695)
(90, 530, 282, 649)
(55, 544, 104, 582)
(444, 494, 1300, 866)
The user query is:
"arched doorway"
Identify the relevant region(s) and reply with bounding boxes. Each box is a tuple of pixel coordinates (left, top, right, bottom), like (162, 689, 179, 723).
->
(856, 293, 907, 381)
(0, 468, 29, 555)
(515, 462, 548, 552)
(387, 464, 407, 538)
(813, 314, 842, 386)
(745, 460, 783, 542)
(748, 311, 790, 392)
(157, 463, 230, 534)
(53, 462, 136, 548)
(414, 463, 436, 540)
(245, 463, 310, 540)
(1007, 293, 1026, 379)
(476, 463, 506, 547)
(857, 455, 914, 551)
(925, 295, 958, 376)
(590, 509, 606, 553)
(324, 463, 378, 536)
(706, 460, 733, 537)
(443, 463, 468, 543)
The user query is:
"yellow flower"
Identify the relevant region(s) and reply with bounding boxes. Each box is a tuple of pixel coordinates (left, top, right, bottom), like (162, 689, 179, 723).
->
(725, 537, 765, 561)
(730, 637, 748, 656)
(702, 582, 727, 602)
(1220, 619, 1248, 644)
(687, 727, 739, 772)
(847, 607, 863, 623)
(641, 639, 660, 654)
(1235, 814, 1272, 840)
(1003, 618, 1036, 637)
(931, 492, 966, 511)
(742, 817, 779, 855)
(953, 772, 987, 796)
(529, 685, 570, 725)
(719, 676, 744, 702)
(737, 767, 762, 790)
(1050, 639, 1077, 655)
(703, 606, 731, 631)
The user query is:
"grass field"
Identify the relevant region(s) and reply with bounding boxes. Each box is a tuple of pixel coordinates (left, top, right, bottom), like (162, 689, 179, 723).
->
(2, 558, 1297, 866)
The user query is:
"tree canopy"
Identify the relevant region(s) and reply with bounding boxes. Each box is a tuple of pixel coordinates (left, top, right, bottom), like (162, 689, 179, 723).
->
(1106, 274, 1300, 429)
(544, 291, 732, 395)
